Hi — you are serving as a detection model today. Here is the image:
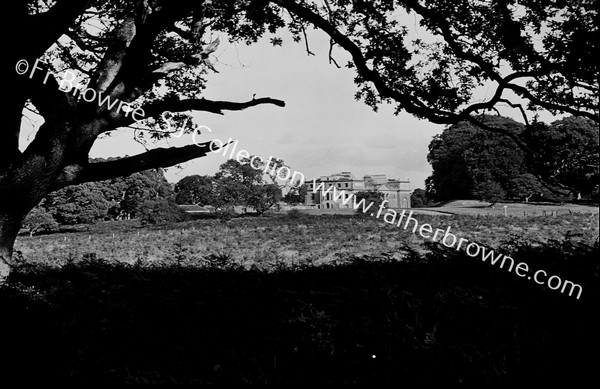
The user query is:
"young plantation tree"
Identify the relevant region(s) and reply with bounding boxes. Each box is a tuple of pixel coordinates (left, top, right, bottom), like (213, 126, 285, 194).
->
(1, 0, 598, 281)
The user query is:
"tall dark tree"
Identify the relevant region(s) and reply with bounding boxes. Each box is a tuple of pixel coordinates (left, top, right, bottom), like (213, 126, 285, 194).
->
(427, 115, 598, 202)
(21, 202, 59, 236)
(45, 182, 114, 224)
(174, 175, 215, 206)
(213, 159, 282, 213)
(410, 188, 430, 208)
(427, 115, 545, 202)
(31, 168, 177, 223)
(119, 169, 176, 219)
(1, 1, 597, 280)
(247, 184, 283, 214)
(524, 117, 599, 198)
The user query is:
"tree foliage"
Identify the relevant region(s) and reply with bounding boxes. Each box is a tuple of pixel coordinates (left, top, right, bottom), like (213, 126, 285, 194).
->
(118, 169, 176, 219)
(31, 168, 179, 226)
(45, 182, 114, 225)
(213, 159, 283, 214)
(174, 175, 215, 206)
(283, 184, 308, 205)
(137, 198, 186, 225)
(523, 117, 599, 197)
(427, 115, 599, 202)
(410, 188, 430, 208)
(353, 191, 385, 214)
(173, 157, 290, 213)
(6, 0, 597, 195)
(22, 203, 59, 236)
(247, 184, 283, 214)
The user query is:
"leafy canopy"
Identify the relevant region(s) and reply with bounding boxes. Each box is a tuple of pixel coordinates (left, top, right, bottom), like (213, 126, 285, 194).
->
(24, 0, 598, 157)
(427, 115, 599, 202)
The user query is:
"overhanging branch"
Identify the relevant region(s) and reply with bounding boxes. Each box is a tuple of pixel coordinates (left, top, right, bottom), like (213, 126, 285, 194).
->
(271, 0, 455, 124)
(52, 140, 223, 189)
(144, 96, 285, 116)
(116, 96, 286, 127)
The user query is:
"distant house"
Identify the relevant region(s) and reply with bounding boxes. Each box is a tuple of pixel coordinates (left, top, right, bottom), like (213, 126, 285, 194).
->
(178, 204, 214, 214)
(304, 172, 412, 209)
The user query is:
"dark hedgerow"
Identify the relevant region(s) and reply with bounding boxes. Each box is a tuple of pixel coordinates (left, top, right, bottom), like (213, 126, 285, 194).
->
(1, 237, 598, 384)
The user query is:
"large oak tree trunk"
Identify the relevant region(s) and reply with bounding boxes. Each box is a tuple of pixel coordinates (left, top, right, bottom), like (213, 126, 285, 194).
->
(0, 210, 27, 284)
(0, 135, 65, 284)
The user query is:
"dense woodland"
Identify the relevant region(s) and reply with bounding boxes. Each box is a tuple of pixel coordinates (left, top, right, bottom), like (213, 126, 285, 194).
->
(425, 115, 599, 204)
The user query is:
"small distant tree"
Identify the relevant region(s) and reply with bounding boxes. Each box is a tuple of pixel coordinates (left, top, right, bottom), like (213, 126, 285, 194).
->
(354, 191, 385, 215)
(213, 159, 285, 214)
(283, 182, 308, 205)
(212, 176, 247, 212)
(410, 188, 430, 208)
(120, 169, 176, 219)
(247, 184, 282, 215)
(45, 183, 112, 225)
(138, 198, 186, 226)
(174, 175, 214, 205)
(506, 174, 546, 202)
(472, 180, 506, 206)
(22, 205, 59, 236)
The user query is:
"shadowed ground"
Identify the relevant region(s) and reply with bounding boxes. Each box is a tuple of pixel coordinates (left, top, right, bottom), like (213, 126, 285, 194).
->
(1, 239, 598, 384)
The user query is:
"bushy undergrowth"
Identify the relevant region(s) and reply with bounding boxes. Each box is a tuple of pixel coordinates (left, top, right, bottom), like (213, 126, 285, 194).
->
(2, 213, 598, 383)
(13, 212, 598, 269)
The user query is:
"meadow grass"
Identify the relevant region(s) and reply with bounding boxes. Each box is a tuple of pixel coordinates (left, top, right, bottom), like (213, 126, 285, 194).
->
(13, 211, 598, 268)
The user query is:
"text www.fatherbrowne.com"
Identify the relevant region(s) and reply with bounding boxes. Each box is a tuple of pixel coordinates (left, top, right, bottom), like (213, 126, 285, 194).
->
(312, 180, 584, 300)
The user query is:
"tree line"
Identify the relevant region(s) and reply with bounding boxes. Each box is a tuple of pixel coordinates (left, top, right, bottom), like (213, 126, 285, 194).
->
(174, 156, 306, 213)
(23, 167, 182, 235)
(23, 156, 307, 235)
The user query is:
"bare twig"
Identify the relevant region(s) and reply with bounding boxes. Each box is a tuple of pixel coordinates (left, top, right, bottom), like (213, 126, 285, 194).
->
(499, 98, 530, 126)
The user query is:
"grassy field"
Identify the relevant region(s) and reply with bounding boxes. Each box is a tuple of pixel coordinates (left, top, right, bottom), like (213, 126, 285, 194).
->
(420, 200, 599, 217)
(14, 204, 598, 267)
(301, 200, 599, 217)
(2, 204, 599, 383)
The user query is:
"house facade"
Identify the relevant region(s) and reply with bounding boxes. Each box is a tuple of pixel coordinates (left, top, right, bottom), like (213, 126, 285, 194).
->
(304, 172, 411, 209)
